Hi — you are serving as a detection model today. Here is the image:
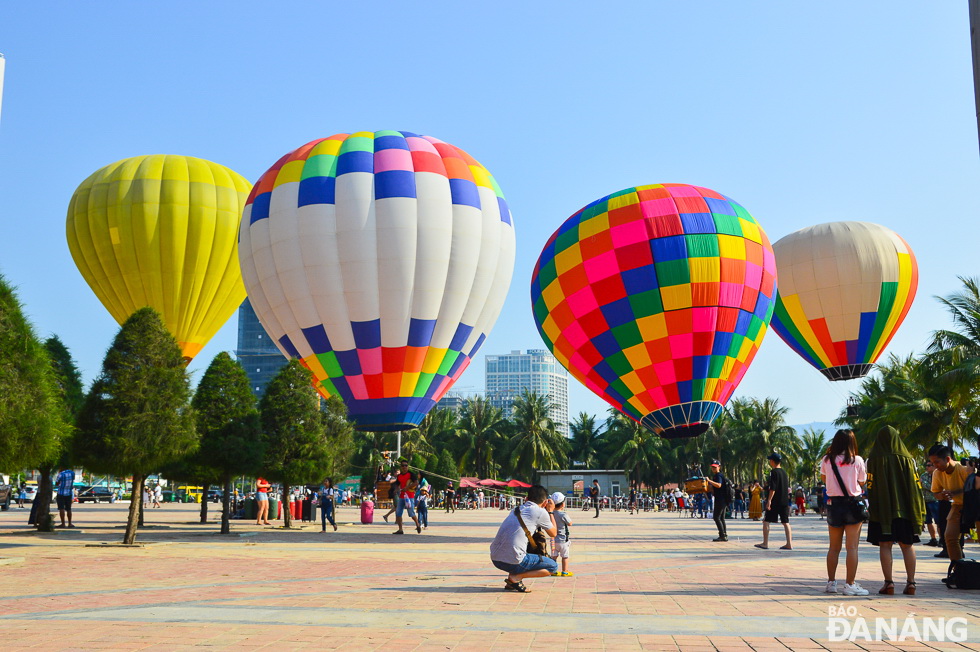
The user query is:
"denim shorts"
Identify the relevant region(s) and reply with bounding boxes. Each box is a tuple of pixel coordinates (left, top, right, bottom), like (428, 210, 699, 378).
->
(396, 497, 416, 518)
(492, 553, 558, 576)
(256, 493, 268, 501)
(827, 498, 864, 528)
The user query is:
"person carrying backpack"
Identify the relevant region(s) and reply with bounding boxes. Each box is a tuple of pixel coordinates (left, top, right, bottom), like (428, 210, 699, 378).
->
(704, 460, 731, 542)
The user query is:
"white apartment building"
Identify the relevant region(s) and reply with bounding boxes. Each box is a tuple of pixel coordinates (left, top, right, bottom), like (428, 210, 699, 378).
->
(485, 349, 569, 436)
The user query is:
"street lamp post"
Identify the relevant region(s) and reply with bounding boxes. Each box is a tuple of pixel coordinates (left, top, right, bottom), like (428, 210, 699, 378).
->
(971, 0, 980, 155)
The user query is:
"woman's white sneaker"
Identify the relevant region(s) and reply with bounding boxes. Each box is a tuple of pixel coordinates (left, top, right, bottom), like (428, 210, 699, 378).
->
(825, 580, 838, 593)
(843, 582, 869, 596)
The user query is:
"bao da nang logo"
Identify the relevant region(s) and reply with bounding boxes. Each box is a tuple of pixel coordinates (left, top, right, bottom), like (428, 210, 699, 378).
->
(827, 605, 968, 642)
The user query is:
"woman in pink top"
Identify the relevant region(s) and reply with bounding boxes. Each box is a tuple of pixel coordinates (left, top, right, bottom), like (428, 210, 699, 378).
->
(819, 430, 868, 596)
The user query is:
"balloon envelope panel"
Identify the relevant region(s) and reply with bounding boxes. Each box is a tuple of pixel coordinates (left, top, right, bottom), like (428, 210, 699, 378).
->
(531, 184, 776, 438)
(239, 131, 515, 431)
(66, 155, 251, 362)
(771, 221, 917, 381)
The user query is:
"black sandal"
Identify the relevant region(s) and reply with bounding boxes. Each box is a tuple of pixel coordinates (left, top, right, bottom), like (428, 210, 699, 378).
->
(504, 578, 530, 593)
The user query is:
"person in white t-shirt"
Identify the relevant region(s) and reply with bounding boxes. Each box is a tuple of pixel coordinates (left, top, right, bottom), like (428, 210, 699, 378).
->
(489, 485, 558, 592)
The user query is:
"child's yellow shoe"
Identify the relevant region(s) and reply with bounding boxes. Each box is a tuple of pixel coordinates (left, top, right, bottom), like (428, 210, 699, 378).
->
(559, 571, 574, 577)
(550, 571, 561, 576)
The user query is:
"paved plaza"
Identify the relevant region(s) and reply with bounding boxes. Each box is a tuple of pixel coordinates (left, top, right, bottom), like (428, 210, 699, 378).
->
(1, 501, 978, 651)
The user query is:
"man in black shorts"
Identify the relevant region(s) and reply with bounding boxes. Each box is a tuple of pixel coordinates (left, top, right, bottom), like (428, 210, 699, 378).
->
(445, 482, 456, 513)
(55, 466, 76, 528)
(755, 453, 793, 550)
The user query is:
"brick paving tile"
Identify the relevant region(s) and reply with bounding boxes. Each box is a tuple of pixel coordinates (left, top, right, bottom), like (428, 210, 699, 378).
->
(3, 504, 978, 650)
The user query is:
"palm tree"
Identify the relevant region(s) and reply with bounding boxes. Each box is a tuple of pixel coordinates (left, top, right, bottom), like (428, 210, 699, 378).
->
(729, 397, 799, 480)
(404, 408, 457, 465)
(456, 397, 507, 478)
(506, 390, 568, 480)
(605, 412, 663, 488)
(569, 412, 603, 467)
(797, 427, 828, 487)
(352, 430, 394, 476)
(841, 353, 977, 455)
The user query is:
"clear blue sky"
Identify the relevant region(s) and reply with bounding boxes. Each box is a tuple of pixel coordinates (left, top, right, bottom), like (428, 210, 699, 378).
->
(1, 2, 977, 427)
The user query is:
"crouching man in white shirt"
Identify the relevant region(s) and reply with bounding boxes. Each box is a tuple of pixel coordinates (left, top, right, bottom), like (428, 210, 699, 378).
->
(489, 485, 558, 593)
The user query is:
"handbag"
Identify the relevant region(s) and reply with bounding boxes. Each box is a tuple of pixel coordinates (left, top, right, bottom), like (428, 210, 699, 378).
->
(514, 506, 549, 556)
(829, 457, 869, 522)
(943, 559, 980, 589)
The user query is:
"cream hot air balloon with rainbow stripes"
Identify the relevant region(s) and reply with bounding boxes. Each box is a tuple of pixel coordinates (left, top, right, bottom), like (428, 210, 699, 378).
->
(770, 221, 917, 381)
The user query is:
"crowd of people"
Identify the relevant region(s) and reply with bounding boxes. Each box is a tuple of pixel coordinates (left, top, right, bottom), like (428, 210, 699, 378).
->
(490, 428, 980, 596)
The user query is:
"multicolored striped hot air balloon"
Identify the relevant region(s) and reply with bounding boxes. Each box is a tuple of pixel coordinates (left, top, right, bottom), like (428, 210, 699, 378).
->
(771, 221, 917, 381)
(530, 184, 777, 439)
(238, 131, 515, 432)
(67, 155, 252, 363)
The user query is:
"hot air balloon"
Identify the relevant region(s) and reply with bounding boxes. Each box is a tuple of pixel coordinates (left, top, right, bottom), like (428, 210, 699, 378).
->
(238, 131, 515, 432)
(530, 184, 776, 439)
(67, 155, 252, 363)
(770, 221, 917, 381)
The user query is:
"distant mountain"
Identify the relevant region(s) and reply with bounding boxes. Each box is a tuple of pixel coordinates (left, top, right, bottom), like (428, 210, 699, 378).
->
(790, 422, 836, 439)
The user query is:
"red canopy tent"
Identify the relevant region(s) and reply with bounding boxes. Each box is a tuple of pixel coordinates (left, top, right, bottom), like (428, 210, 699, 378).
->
(506, 479, 532, 488)
(458, 477, 480, 488)
(477, 479, 509, 487)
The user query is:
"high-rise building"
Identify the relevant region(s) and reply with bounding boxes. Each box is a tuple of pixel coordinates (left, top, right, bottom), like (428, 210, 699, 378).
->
(435, 391, 467, 413)
(485, 349, 568, 436)
(236, 299, 288, 399)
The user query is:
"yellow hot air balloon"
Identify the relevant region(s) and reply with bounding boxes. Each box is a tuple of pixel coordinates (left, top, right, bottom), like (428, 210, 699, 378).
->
(67, 155, 252, 362)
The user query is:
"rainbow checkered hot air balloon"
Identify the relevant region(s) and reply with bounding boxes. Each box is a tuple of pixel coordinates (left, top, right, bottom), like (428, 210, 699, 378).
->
(238, 131, 515, 432)
(770, 221, 917, 381)
(530, 184, 777, 439)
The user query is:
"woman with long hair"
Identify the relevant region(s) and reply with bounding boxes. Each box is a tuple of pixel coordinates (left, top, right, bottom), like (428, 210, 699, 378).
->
(867, 426, 924, 595)
(820, 429, 869, 596)
(748, 479, 763, 521)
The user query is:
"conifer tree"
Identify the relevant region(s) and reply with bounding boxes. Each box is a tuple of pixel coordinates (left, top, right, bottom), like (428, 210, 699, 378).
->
(192, 352, 263, 534)
(76, 307, 196, 544)
(0, 275, 66, 473)
(260, 360, 340, 528)
(35, 335, 84, 529)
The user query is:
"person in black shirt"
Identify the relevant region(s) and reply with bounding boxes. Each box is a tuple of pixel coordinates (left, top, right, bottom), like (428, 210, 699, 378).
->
(704, 460, 730, 541)
(445, 482, 456, 513)
(755, 452, 794, 550)
(589, 480, 601, 518)
(733, 485, 746, 518)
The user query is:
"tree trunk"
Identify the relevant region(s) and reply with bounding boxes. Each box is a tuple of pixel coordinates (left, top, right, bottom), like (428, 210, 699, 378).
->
(124, 474, 143, 544)
(283, 481, 292, 528)
(199, 484, 208, 524)
(221, 475, 232, 535)
(137, 482, 144, 528)
(34, 466, 54, 532)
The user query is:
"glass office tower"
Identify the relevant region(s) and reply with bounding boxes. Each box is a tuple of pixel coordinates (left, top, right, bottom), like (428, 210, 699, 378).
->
(236, 299, 288, 399)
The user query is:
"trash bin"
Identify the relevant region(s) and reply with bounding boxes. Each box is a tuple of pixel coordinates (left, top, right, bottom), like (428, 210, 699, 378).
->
(244, 498, 256, 520)
(302, 498, 313, 522)
(269, 497, 279, 520)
